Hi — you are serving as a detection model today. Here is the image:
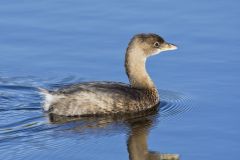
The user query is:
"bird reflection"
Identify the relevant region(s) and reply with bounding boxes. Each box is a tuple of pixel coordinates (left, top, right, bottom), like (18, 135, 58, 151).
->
(48, 107, 179, 160)
(127, 115, 179, 160)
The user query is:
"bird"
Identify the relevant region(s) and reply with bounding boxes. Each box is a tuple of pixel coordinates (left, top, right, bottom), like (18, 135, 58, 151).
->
(39, 33, 177, 116)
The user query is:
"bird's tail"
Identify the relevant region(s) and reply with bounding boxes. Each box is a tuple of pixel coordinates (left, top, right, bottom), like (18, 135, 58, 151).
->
(37, 87, 53, 111)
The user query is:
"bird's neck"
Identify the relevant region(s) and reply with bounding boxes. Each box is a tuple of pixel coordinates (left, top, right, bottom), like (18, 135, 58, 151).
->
(125, 46, 156, 90)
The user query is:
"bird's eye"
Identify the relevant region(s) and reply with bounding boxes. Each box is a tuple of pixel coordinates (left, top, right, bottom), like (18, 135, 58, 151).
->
(153, 42, 160, 47)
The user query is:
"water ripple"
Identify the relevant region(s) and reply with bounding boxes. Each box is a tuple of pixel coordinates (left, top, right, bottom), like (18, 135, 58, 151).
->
(0, 75, 193, 155)
(158, 89, 193, 120)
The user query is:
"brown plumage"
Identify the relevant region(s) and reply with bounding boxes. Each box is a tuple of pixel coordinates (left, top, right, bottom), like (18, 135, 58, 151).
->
(39, 33, 177, 116)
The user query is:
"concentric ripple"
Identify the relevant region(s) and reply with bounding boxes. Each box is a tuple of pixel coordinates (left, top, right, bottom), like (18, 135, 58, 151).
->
(158, 89, 193, 120)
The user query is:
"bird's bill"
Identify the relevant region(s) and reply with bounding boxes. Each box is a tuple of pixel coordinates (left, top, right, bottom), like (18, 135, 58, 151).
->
(161, 42, 178, 51)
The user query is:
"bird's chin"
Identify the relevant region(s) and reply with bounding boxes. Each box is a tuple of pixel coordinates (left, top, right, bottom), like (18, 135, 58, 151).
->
(150, 49, 162, 56)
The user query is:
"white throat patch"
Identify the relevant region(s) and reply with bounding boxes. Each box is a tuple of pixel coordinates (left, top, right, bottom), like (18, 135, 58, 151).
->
(150, 49, 162, 56)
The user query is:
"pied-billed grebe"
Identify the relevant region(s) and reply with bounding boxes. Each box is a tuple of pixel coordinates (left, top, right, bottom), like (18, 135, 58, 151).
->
(39, 33, 177, 116)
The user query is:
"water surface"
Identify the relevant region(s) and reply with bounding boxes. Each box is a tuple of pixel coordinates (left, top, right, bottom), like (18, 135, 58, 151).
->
(0, 0, 240, 159)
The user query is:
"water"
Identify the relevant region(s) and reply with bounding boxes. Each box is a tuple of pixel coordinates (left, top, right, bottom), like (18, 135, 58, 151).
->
(0, 0, 240, 159)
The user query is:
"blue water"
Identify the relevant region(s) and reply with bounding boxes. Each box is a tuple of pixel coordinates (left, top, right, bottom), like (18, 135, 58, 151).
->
(0, 0, 240, 159)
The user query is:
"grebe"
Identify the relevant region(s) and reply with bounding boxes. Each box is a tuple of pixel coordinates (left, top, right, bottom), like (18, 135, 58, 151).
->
(39, 33, 177, 116)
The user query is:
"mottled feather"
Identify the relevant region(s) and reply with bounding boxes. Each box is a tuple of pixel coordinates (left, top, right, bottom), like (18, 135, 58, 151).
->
(43, 82, 159, 116)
